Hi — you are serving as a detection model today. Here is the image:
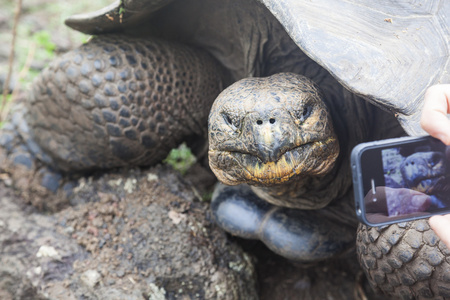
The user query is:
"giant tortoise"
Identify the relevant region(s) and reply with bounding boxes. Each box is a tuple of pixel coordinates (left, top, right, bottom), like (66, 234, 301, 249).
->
(1, 0, 450, 299)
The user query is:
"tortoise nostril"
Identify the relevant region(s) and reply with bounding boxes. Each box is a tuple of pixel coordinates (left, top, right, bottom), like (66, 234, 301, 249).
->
(256, 119, 275, 125)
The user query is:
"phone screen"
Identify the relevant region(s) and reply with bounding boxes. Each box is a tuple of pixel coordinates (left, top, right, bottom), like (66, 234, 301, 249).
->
(360, 137, 450, 224)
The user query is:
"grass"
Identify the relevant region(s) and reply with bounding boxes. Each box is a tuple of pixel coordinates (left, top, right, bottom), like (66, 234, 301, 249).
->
(33, 30, 56, 55)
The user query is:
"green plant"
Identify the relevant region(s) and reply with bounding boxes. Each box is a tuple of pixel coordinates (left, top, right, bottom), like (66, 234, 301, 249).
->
(202, 191, 213, 202)
(164, 143, 196, 175)
(33, 30, 56, 55)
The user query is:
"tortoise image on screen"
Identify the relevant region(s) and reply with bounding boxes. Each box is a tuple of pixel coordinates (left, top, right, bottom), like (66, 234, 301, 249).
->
(1, 0, 450, 299)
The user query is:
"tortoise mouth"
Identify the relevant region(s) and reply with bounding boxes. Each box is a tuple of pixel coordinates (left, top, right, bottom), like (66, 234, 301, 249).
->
(209, 136, 339, 186)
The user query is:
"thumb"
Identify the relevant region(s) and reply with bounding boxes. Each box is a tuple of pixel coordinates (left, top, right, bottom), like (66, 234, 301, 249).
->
(429, 215, 450, 248)
(420, 84, 450, 145)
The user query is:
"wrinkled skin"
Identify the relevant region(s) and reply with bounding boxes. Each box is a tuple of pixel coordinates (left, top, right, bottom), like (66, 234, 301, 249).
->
(208, 73, 339, 188)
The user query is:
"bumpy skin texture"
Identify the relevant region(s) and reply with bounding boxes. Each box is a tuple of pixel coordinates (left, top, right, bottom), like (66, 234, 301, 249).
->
(27, 35, 225, 172)
(357, 221, 450, 299)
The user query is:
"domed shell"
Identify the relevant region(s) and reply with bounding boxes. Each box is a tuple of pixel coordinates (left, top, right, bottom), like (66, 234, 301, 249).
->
(66, 0, 450, 135)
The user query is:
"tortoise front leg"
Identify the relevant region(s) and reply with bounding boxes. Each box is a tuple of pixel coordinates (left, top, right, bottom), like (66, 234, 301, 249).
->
(25, 35, 226, 172)
(211, 184, 357, 262)
(0, 35, 226, 208)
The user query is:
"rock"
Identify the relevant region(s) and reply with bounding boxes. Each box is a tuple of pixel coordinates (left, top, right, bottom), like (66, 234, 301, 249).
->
(36, 245, 60, 259)
(80, 270, 101, 288)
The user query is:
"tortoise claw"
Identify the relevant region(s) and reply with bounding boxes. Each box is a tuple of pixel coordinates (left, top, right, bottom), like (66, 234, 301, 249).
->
(211, 184, 356, 262)
(0, 106, 75, 210)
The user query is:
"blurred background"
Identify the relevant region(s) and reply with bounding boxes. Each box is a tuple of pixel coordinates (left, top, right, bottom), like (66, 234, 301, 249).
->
(0, 0, 111, 97)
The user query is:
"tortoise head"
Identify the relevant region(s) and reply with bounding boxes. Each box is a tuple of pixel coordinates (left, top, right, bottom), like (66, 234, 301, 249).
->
(400, 151, 446, 193)
(208, 72, 339, 186)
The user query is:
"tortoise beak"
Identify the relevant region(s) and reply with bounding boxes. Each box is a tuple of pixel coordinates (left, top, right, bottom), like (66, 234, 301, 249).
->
(243, 109, 295, 163)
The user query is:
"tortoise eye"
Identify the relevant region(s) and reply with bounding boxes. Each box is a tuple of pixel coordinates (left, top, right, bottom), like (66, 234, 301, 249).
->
(298, 105, 312, 122)
(302, 106, 311, 117)
(222, 111, 241, 130)
(430, 153, 442, 167)
(222, 113, 240, 129)
(223, 113, 233, 126)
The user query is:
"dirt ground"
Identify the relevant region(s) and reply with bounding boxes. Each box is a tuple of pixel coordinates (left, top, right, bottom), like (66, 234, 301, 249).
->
(0, 161, 385, 300)
(0, 1, 390, 299)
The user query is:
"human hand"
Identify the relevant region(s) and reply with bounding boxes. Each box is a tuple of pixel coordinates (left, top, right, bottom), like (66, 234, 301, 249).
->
(420, 84, 450, 248)
(429, 215, 450, 248)
(420, 84, 450, 145)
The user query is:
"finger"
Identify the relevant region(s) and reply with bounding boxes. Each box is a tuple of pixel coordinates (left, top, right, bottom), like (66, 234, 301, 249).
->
(420, 84, 450, 145)
(429, 214, 450, 248)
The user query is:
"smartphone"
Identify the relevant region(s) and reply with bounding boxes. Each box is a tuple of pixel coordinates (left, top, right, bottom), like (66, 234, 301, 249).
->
(351, 135, 450, 226)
